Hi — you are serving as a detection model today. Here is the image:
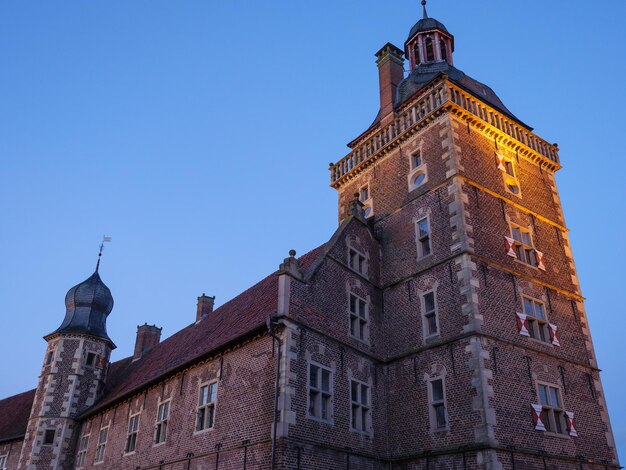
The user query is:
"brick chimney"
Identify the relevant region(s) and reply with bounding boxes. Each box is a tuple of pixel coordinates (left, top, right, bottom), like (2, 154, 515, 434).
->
(133, 324, 162, 361)
(375, 43, 405, 126)
(196, 293, 215, 322)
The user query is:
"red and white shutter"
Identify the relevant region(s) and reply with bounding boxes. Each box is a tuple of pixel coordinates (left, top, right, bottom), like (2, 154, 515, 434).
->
(516, 312, 530, 337)
(535, 250, 546, 271)
(531, 404, 546, 431)
(565, 411, 578, 437)
(495, 154, 506, 171)
(548, 323, 561, 346)
(505, 237, 517, 258)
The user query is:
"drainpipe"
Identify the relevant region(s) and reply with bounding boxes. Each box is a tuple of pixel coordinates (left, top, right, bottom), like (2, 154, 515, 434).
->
(267, 317, 282, 470)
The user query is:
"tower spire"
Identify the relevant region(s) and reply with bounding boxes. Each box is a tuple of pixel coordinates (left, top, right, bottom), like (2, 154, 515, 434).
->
(95, 235, 112, 273)
(422, 0, 428, 19)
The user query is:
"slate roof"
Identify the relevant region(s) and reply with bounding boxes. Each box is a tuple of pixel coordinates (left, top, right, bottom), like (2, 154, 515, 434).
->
(0, 389, 36, 443)
(0, 246, 326, 437)
(407, 17, 449, 40)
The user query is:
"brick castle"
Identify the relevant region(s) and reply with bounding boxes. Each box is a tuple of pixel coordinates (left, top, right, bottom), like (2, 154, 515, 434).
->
(0, 4, 619, 469)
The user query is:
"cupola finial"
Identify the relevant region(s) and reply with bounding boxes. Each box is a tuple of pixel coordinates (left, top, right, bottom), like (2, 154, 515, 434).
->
(96, 235, 112, 273)
(421, 0, 428, 19)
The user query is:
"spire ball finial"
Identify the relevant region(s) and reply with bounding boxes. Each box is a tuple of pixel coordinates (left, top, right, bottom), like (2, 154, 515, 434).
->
(422, 0, 428, 19)
(289, 249, 296, 258)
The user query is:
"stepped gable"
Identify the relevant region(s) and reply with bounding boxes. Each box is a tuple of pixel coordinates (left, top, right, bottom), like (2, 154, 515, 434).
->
(0, 389, 36, 443)
(83, 245, 325, 417)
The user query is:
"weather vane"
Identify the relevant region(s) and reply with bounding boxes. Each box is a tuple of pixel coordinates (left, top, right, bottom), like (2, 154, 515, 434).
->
(95, 235, 112, 272)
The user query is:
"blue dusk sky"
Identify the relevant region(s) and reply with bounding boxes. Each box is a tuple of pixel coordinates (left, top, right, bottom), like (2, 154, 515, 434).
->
(1, 0, 624, 461)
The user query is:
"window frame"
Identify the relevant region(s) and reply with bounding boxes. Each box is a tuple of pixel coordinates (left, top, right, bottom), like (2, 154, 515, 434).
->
(415, 216, 432, 259)
(0, 454, 7, 470)
(94, 426, 108, 464)
(428, 377, 449, 432)
(510, 224, 537, 267)
(75, 433, 90, 468)
(421, 290, 440, 339)
(195, 381, 218, 433)
(43, 429, 55, 446)
(124, 413, 140, 454)
(154, 399, 170, 445)
(348, 292, 369, 343)
(408, 150, 428, 191)
(349, 379, 372, 435)
(85, 352, 96, 368)
(522, 296, 551, 344)
(537, 382, 568, 435)
(307, 362, 333, 423)
(348, 247, 368, 277)
(498, 154, 522, 197)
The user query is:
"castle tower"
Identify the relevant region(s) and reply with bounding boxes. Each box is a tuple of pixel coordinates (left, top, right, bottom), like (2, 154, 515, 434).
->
(329, 3, 619, 468)
(18, 265, 115, 470)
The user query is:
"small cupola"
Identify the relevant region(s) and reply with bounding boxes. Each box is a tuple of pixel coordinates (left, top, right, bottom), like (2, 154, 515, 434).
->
(405, 0, 455, 70)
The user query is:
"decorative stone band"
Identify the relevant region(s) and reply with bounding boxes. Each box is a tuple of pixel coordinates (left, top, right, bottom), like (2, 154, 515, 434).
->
(531, 404, 546, 431)
(516, 312, 530, 337)
(548, 323, 561, 346)
(536, 250, 546, 271)
(566, 411, 578, 437)
(505, 237, 517, 258)
(495, 153, 506, 171)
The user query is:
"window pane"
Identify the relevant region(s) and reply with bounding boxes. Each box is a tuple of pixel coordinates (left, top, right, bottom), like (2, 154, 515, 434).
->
(522, 232, 532, 246)
(361, 384, 368, 405)
(321, 370, 330, 392)
(351, 405, 358, 429)
(350, 295, 356, 313)
(523, 299, 533, 316)
(424, 292, 435, 312)
(431, 379, 443, 401)
(321, 394, 330, 420)
(359, 299, 366, 317)
(534, 302, 545, 320)
(418, 219, 429, 237)
(199, 386, 207, 405)
(421, 238, 431, 256)
(427, 313, 438, 335)
(361, 408, 368, 431)
(538, 385, 549, 406)
(549, 387, 560, 408)
(512, 227, 521, 242)
(210, 383, 217, 402)
(309, 391, 317, 416)
(351, 381, 358, 402)
(435, 404, 446, 427)
(413, 172, 426, 187)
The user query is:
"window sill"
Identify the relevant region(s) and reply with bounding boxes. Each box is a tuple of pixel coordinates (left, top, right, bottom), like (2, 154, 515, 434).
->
(513, 259, 539, 271)
(193, 427, 215, 436)
(416, 253, 433, 262)
(153, 441, 166, 448)
(123, 451, 136, 457)
(348, 334, 370, 346)
(430, 426, 450, 434)
(93, 462, 104, 466)
(306, 415, 334, 425)
(349, 428, 372, 438)
(528, 337, 553, 347)
(541, 431, 570, 440)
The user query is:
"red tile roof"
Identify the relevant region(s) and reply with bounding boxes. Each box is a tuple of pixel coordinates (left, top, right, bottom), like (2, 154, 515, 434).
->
(84, 245, 326, 417)
(0, 388, 35, 443)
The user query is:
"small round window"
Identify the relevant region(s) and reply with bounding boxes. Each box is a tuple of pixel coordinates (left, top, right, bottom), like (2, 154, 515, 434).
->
(506, 179, 520, 195)
(364, 206, 373, 218)
(412, 172, 427, 188)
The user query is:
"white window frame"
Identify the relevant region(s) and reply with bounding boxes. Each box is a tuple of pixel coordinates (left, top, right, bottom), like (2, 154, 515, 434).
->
(124, 413, 140, 454)
(94, 426, 108, 464)
(348, 292, 369, 343)
(510, 224, 537, 267)
(348, 247, 368, 277)
(421, 290, 440, 338)
(349, 379, 372, 435)
(0, 454, 7, 470)
(195, 381, 217, 432)
(307, 362, 333, 423)
(154, 400, 170, 445)
(522, 296, 550, 343)
(415, 216, 432, 259)
(75, 433, 90, 468)
(537, 382, 567, 435)
(408, 149, 428, 191)
(428, 377, 448, 431)
(358, 183, 374, 218)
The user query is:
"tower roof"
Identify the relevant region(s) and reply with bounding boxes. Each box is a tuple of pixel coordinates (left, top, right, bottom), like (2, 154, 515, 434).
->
(407, 17, 449, 41)
(48, 270, 114, 343)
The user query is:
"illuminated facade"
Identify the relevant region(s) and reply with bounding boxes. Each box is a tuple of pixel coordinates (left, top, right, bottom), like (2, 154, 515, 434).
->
(0, 4, 619, 470)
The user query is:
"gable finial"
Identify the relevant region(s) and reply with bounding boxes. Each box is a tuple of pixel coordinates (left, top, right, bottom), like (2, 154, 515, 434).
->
(95, 235, 112, 273)
(422, 0, 428, 19)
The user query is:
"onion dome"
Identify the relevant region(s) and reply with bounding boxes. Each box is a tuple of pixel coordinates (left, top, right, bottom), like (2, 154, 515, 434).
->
(48, 269, 114, 343)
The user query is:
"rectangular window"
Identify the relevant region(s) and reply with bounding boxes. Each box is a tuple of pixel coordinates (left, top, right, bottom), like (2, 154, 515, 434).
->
(411, 150, 423, 170)
(523, 297, 550, 343)
(0, 455, 7, 470)
(511, 225, 537, 266)
(75, 434, 89, 468)
(348, 248, 367, 276)
(422, 291, 438, 337)
(94, 427, 108, 463)
(46, 350, 54, 365)
(43, 429, 55, 445)
(430, 378, 447, 430)
(350, 380, 371, 434)
(155, 401, 170, 444)
(86, 352, 96, 367)
(416, 217, 432, 258)
(308, 363, 332, 421)
(196, 382, 217, 431)
(125, 414, 140, 453)
(359, 185, 370, 202)
(349, 293, 368, 342)
(538, 384, 567, 434)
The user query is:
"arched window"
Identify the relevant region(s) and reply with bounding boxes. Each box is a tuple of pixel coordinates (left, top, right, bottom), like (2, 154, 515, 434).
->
(414, 43, 421, 65)
(439, 40, 447, 62)
(425, 37, 435, 62)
